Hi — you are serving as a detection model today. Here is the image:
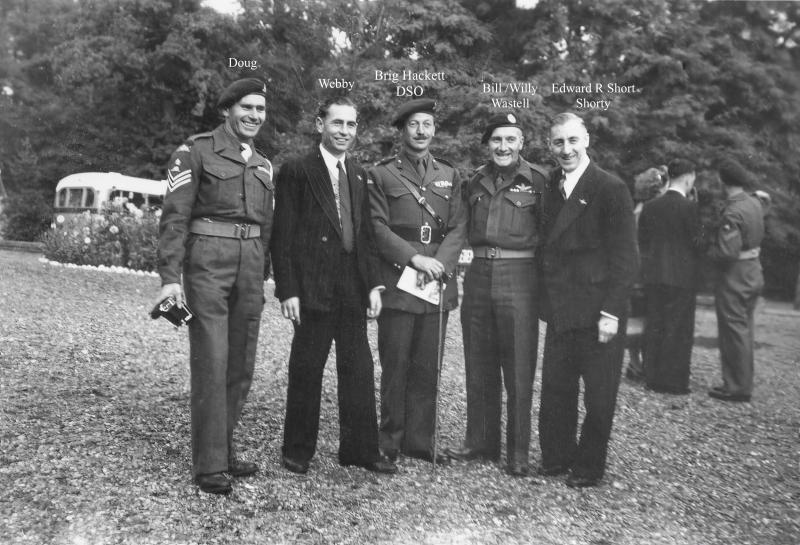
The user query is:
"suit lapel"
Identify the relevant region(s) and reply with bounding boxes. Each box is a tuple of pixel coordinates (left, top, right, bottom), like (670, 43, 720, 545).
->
(547, 163, 598, 244)
(345, 157, 362, 233)
(306, 151, 342, 238)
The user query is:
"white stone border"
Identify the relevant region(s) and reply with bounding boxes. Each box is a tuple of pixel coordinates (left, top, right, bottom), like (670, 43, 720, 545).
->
(38, 256, 159, 277)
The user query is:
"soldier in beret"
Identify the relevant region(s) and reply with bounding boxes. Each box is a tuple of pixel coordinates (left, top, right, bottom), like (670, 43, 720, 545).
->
(156, 78, 274, 494)
(444, 112, 548, 477)
(707, 158, 765, 403)
(367, 98, 467, 465)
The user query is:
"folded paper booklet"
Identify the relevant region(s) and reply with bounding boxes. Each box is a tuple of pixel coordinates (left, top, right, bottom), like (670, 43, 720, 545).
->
(396, 266, 443, 305)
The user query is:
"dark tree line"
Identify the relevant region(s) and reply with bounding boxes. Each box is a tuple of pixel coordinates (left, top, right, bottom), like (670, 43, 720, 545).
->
(1, 0, 799, 297)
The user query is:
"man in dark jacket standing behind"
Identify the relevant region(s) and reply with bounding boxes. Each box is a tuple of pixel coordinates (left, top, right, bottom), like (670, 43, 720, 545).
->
(638, 158, 704, 395)
(538, 112, 637, 488)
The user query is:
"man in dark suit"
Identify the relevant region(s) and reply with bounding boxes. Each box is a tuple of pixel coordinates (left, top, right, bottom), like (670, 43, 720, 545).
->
(538, 112, 637, 488)
(639, 158, 703, 395)
(270, 96, 397, 475)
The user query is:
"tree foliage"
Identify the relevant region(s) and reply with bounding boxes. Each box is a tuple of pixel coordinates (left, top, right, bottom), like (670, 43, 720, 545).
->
(1, 0, 799, 294)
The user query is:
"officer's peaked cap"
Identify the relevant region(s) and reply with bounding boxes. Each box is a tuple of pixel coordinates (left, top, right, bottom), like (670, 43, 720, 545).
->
(482, 112, 523, 144)
(393, 98, 436, 128)
(217, 78, 268, 110)
(717, 158, 752, 188)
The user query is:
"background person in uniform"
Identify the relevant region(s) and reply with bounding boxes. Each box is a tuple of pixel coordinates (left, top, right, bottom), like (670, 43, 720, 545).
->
(707, 158, 765, 403)
(638, 159, 704, 395)
(156, 78, 274, 495)
(538, 112, 637, 488)
(367, 99, 467, 465)
(270, 96, 397, 475)
(444, 112, 547, 477)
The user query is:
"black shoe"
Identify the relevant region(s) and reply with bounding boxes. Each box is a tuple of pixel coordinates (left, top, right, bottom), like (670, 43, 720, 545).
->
(404, 450, 451, 466)
(625, 368, 644, 381)
(443, 446, 497, 462)
(341, 456, 398, 474)
(505, 463, 530, 477)
(536, 464, 569, 477)
(195, 472, 232, 495)
(566, 473, 600, 488)
(708, 389, 751, 402)
(381, 449, 399, 463)
(228, 459, 259, 477)
(282, 455, 310, 474)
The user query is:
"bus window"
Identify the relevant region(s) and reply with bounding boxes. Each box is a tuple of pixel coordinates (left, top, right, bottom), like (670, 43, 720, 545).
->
(148, 195, 163, 208)
(67, 188, 84, 208)
(85, 189, 95, 208)
(129, 192, 146, 208)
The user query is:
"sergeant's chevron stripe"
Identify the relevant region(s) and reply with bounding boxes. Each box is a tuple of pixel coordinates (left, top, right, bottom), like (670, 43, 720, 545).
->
(167, 169, 192, 193)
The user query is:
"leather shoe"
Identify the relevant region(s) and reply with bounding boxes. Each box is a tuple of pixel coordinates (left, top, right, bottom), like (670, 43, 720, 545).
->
(443, 446, 497, 462)
(566, 473, 600, 488)
(405, 451, 451, 466)
(505, 463, 529, 477)
(341, 457, 398, 474)
(195, 472, 232, 495)
(708, 389, 751, 402)
(381, 449, 399, 463)
(282, 455, 310, 474)
(536, 464, 569, 477)
(363, 458, 399, 475)
(228, 459, 258, 477)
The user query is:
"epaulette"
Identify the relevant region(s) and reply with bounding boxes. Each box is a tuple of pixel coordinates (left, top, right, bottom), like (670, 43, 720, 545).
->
(432, 156, 454, 168)
(527, 162, 550, 180)
(188, 131, 213, 142)
(376, 155, 397, 166)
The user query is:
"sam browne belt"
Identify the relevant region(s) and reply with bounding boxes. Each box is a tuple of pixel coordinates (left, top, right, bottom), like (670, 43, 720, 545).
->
(391, 224, 445, 244)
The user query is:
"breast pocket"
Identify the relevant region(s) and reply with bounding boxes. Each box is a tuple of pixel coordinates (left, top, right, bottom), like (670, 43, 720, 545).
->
(428, 185, 453, 219)
(252, 168, 274, 214)
(503, 192, 539, 236)
(202, 163, 241, 208)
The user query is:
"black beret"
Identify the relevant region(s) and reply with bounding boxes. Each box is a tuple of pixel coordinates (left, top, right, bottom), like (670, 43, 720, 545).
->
(392, 98, 436, 128)
(217, 78, 268, 110)
(717, 158, 752, 188)
(481, 112, 522, 144)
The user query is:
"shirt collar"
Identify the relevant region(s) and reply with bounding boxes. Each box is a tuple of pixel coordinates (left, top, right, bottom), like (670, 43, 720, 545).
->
(562, 158, 590, 198)
(667, 186, 686, 197)
(319, 144, 346, 174)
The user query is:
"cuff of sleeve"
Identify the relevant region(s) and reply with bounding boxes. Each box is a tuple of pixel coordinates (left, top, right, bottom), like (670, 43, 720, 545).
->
(371, 285, 386, 293)
(600, 311, 619, 321)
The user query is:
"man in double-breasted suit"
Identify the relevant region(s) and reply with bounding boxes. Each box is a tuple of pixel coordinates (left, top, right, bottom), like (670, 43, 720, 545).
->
(270, 96, 397, 475)
(538, 113, 637, 488)
(639, 158, 704, 395)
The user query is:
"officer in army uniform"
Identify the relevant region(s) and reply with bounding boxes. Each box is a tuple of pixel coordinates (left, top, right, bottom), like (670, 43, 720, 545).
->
(156, 78, 274, 494)
(444, 112, 548, 477)
(367, 98, 467, 465)
(707, 158, 765, 403)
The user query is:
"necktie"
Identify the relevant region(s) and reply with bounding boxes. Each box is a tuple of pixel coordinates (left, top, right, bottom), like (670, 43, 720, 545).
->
(559, 175, 567, 200)
(240, 143, 252, 162)
(337, 161, 354, 253)
(416, 157, 426, 180)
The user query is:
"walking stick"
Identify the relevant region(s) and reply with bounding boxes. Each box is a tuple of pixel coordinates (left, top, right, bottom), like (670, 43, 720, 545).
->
(432, 277, 446, 473)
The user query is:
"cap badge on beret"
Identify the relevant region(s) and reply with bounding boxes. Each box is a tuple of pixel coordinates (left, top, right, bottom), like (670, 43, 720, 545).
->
(507, 114, 516, 123)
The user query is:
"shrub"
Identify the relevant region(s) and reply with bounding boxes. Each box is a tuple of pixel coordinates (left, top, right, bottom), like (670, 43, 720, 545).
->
(42, 204, 161, 272)
(1, 189, 53, 241)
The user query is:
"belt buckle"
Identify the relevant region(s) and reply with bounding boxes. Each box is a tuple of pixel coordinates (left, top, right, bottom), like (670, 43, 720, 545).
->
(487, 247, 498, 259)
(420, 224, 432, 244)
(235, 224, 250, 239)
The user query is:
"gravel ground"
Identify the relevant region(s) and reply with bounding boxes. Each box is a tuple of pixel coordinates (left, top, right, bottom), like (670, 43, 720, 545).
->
(1, 249, 798, 545)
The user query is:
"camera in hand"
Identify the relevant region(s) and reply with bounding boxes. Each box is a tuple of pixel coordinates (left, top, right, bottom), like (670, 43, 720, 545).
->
(150, 296, 194, 327)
